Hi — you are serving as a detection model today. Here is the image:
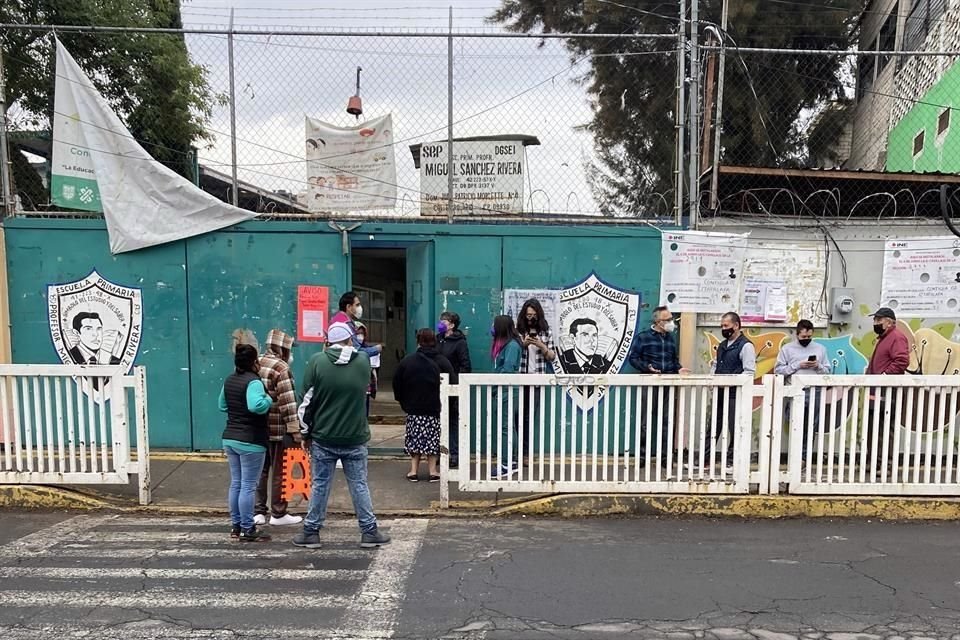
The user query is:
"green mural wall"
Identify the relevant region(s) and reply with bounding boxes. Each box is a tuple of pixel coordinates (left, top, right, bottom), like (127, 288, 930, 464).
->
(886, 60, 960, 172)
(4, 218, 662, 450)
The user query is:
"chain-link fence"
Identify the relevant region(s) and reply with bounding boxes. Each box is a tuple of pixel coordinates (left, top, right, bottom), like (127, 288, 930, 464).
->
(4, 21, 960, 224)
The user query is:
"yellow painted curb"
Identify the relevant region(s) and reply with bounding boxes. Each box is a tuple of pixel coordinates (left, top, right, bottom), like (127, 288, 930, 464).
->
(493, 494, 960, 520)
(0, 485, 115, 510)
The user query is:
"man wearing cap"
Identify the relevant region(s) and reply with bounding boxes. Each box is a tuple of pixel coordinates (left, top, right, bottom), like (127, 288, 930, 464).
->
(866, 308, 909, 375)
(865, 307, 910, 466)
(293, 321, 390, 550)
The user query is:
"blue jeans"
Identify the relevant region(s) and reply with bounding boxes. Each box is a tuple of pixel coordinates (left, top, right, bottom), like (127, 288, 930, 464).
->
(303, 442, 377, 535)
(224, 444, 266, 530)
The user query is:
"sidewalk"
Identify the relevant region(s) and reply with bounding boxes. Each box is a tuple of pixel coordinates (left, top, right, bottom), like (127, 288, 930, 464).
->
(46, 455, 507, 515)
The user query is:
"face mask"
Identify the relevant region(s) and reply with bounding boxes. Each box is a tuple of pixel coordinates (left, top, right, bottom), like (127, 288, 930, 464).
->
(873, 323, 885, 336)
(353, 306, 363, 320)
(797, 338, 811, 347)
(489, 326, 496, 337)
(663, 320, 676, 333)
(357, 334, 365, 344)
(437, 322, 448, 335)
(721, 328, 734, 340)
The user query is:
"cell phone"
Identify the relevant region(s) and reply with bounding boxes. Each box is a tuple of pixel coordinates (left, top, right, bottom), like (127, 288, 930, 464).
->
(807, 355, 817, 362)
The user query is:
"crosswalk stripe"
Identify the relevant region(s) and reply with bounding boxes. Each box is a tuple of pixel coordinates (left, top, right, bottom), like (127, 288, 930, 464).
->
(333, 518, 430, 639)
(72, 531, 364, 544)
(96, 517, 360, 528)
(0, 567, 366, 581)
(0, 514, 91, 555)
(0, 588, 356, 609)
(0, 624, 375, 639)
(23, 546, 374, 559)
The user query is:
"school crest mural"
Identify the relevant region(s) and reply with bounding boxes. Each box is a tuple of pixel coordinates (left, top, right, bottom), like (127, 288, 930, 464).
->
(48, 270, 143, 400)
(554, 273, 640, 409)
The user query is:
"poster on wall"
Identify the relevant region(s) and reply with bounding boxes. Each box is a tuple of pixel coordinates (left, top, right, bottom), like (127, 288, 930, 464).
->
(741, 277, 788, 323)
(419, 140, 524, 216)
(305, 113, 397, 212)
(47, 270, 143, 402)
(297, 285, 330, 343)
(659, 231, 749, 313)
(554, 273, 640, 409)
(881, 236, 960, 318)
(502, 289, 560, 333)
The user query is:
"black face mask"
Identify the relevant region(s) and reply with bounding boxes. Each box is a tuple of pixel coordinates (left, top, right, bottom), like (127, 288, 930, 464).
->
(721, 328, 734, 340)
(873, 323, 885, 336)
(798, 338, 812, 347)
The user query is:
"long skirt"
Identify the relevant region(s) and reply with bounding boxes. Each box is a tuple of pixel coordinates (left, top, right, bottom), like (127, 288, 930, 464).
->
(404, 414, 440, 456)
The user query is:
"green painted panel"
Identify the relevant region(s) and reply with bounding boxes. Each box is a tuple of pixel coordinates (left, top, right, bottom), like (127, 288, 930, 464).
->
(4, 225, 191, 448)
(405, 242, 435, 355)
(185, 231, 347, 450)
(434, 237, 502, 373)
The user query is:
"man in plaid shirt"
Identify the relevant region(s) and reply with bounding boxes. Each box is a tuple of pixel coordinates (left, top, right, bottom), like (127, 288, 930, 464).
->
(628, 306, 690, 467)
(254, 329, 303, 527)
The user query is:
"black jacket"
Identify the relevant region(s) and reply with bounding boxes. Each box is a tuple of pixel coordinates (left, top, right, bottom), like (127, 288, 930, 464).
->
(393, 347, 456, 417)
(438, 330, 472, 375)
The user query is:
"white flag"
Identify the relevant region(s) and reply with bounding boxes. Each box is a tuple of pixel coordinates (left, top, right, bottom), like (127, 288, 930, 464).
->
(305, 114, 397, 212)
(51, 38, 256, 254)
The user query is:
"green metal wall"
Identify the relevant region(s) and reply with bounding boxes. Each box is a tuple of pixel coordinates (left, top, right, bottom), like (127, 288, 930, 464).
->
(4, 218, 662, 450)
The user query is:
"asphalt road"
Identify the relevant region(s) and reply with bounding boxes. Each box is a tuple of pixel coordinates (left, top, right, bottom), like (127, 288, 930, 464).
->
(1, 510, 958, 639)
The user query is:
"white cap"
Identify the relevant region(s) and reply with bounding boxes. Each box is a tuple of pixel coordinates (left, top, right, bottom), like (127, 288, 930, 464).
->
(327, 322, 354, 344)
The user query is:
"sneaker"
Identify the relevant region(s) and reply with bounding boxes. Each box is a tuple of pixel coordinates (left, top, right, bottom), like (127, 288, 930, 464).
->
(253, 514, 267, 526)
(360, 528, 392, 548)
(449, 458, 460, 469)
(292, 531, 322, 549)
(270, 514, 303, 526)
(238, 526, 271, 543)
(491, 464, 518, 479)
(230, 524, 241, 539)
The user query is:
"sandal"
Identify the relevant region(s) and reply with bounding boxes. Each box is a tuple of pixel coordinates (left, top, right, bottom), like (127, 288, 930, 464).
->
(406, 473, 419, 482)
(429, 474, 441, 483)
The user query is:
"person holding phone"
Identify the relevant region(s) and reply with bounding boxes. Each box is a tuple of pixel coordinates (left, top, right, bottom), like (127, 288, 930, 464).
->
(514, 299, 556, 468)
(774, 319, 831, 458)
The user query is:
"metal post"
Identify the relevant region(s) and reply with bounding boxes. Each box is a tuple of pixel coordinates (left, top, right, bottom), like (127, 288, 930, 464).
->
(0, 46, 14, 216)
(675, 0, 686, 226)
(709, 0, 730, 212)
(700, 31, 718, 173)
(227, 8, 240, 207)
(446, 6, 455, 224)
(687, 0, 700, 230)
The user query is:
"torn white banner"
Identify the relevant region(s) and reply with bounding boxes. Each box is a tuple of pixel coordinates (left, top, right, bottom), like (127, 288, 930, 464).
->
(52, 38, 255, 254)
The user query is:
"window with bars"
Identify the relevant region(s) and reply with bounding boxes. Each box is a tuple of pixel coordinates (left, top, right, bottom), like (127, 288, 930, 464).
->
(903, 0, 947, 53)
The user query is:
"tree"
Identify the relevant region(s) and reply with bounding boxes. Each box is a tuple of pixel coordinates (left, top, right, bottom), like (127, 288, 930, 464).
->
(0, 0, 220, 209)
(491, 0, 865, 216)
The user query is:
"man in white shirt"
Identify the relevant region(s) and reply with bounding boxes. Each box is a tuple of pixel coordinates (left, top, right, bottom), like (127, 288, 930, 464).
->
(774, 319, 831, 457)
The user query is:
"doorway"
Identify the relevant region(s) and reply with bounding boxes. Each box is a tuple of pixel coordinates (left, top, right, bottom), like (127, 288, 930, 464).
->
(351, 243, 434, 451)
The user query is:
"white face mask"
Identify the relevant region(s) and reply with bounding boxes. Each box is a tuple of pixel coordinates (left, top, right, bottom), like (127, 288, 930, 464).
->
(663, 320, 676, 333)
(353, 305, 363, 320)
(357, 334, 365, 344)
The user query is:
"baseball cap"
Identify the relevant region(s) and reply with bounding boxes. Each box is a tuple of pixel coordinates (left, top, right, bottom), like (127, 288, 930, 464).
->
(326, 322, 354, 344)
(871, 307, 896, 321)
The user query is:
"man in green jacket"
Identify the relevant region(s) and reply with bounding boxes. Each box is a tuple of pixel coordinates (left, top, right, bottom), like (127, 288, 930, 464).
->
(293, 322, 391, 549)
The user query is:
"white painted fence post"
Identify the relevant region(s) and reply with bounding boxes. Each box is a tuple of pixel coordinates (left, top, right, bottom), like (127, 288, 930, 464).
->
(135, 366, 151, 506)
(439, 373, 450, 510)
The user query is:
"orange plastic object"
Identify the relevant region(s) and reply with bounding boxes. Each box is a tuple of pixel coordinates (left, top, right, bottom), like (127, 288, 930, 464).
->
(281, 447, 312, 502)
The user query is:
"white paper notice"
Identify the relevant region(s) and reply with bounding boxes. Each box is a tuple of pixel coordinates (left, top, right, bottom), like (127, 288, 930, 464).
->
(659, 231, 749, 313)
(370, 354, 381, 368)
(881, 237, 960, 318)
(301, 310, 326, 339)
(502, 289, 561, 332)
(763, 286, 788, 322)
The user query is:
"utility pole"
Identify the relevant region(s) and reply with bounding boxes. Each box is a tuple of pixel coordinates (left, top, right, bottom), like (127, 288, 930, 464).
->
(447, 6, 454, 224)
(687, 0, 700, 231)
(700, 29, 718, 175)
(674, 0, 686, 226)
(0, 46, 14, 216)
(227, 8, 239, 207)
(708, 0, 730, 212)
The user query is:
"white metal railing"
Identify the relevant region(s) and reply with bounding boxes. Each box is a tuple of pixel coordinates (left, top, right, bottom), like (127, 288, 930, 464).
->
(440, 373, 758, 507)
(0, 365, 150, 505)
(776, 374, 960, 496)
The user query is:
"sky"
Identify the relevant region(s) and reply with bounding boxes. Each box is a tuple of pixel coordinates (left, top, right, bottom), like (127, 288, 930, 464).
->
(177, 0, 610, 216)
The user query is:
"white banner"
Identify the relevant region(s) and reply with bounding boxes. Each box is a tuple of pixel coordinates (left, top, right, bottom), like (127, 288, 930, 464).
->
(881, 236, 960, 318)
(659, 231, 749, 313)
(502, 289, 560, 333)
(419, 140, 524, 215)
(52, 39, 256, 253)
(305, 114, 397, 211)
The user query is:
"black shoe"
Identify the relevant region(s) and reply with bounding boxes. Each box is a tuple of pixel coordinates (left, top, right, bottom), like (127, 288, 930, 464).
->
(360, 528, 391, 548)
(230, 524, 241, 539)
(292, 531, 322, 549)
(238, 526, 271, 543)
(449, 458, 459, 469)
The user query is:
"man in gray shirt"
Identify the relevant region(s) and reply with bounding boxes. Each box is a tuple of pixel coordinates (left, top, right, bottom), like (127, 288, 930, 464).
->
(775, 319, 831, 457)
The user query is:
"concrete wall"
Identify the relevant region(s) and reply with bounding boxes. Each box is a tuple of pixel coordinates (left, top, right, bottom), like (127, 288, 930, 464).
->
(886, 59, 960, 172)
(4, 218, 662, 450)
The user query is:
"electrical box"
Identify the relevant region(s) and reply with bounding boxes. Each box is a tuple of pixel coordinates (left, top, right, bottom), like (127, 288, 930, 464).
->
(830, 287, 856, 324)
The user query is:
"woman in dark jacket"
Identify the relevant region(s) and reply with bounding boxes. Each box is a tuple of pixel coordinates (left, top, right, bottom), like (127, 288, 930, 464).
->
(219, 344, 274, 542)
(393, 328, 455, 482)
(437, 311, 471, 468)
